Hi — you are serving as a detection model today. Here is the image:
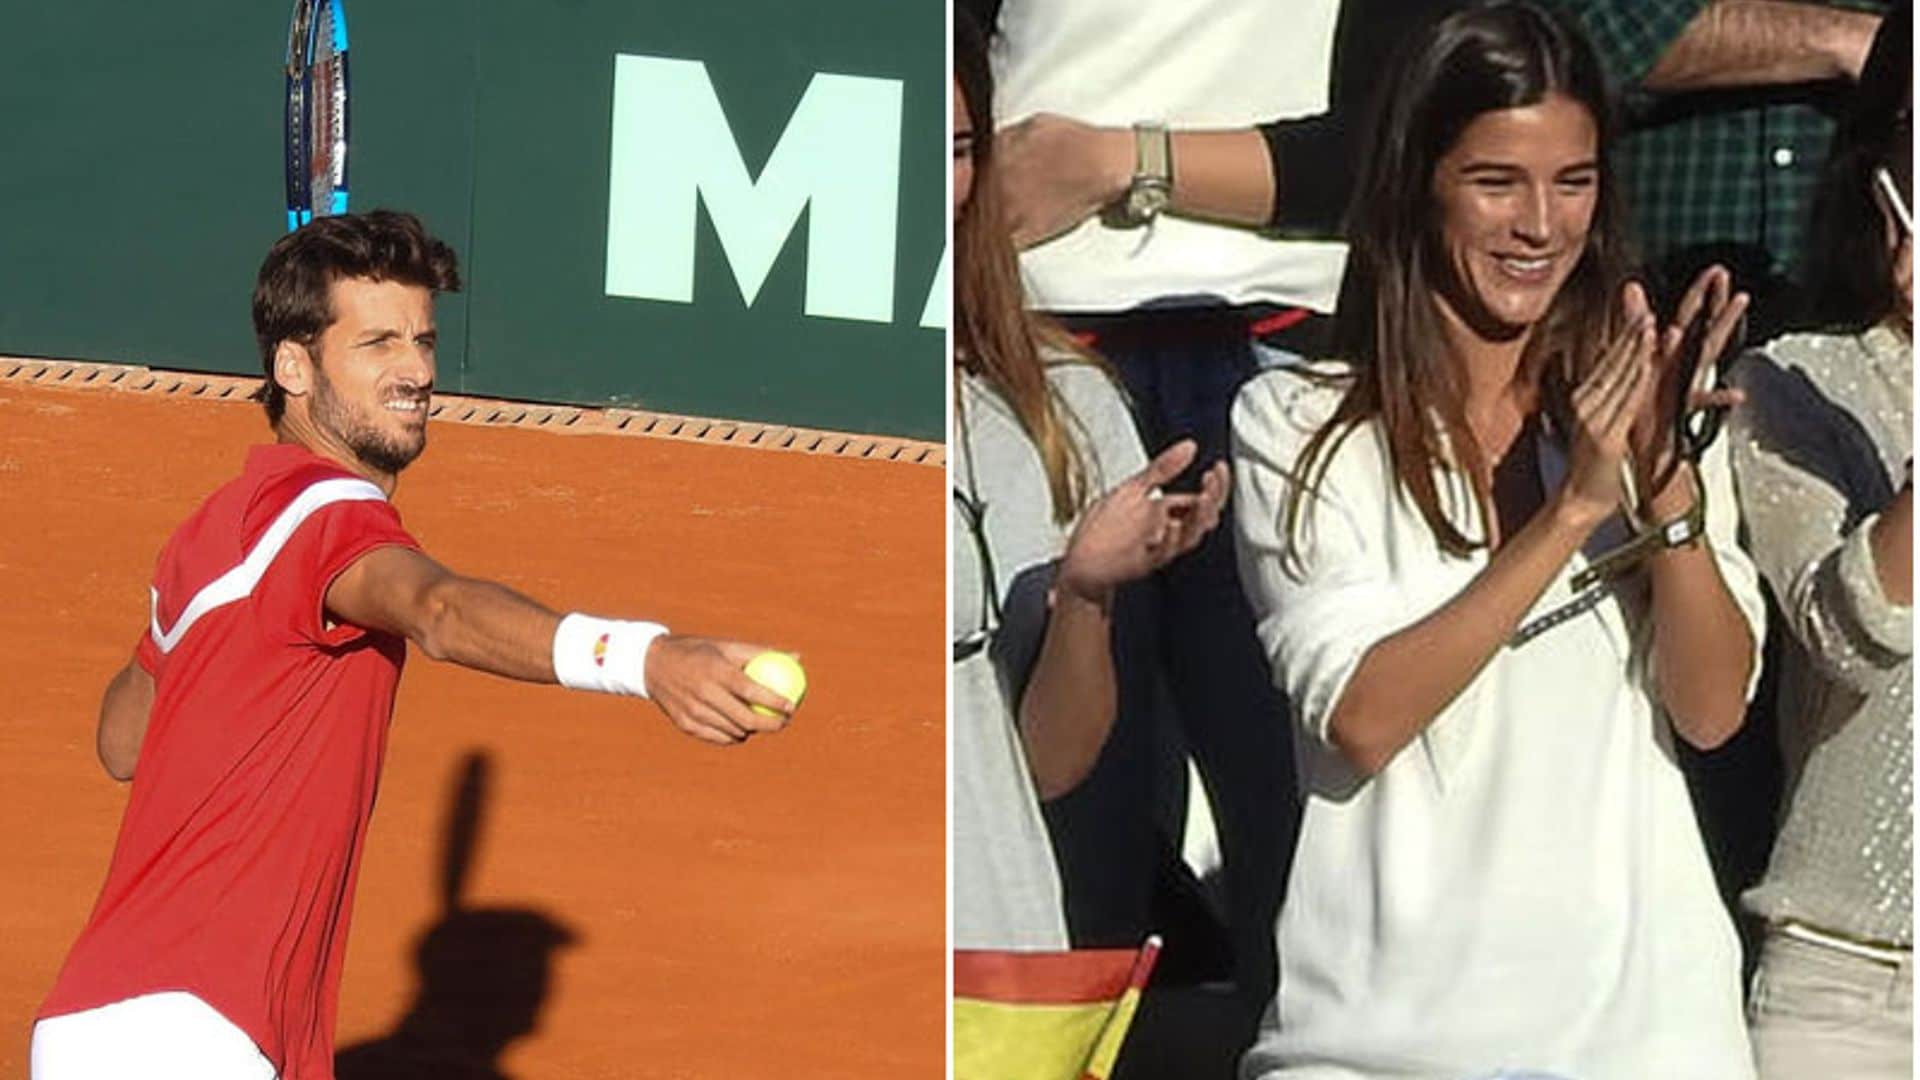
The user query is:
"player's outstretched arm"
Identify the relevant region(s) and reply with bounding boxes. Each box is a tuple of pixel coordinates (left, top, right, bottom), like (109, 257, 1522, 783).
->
(97, 657, 154, 780)
(326, 545, 561, 680)
(325, 545, 794, 745)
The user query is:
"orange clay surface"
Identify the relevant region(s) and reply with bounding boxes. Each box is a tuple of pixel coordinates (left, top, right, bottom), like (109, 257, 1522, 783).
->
(0, 381, 944, 1077)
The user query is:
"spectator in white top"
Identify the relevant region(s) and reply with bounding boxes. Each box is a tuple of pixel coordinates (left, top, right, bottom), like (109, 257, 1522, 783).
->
(1232, 4, 1764, 1076)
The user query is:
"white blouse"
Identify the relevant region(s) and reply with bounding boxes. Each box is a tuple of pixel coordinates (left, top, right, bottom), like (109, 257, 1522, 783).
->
(1231, 366, 1764, 1080)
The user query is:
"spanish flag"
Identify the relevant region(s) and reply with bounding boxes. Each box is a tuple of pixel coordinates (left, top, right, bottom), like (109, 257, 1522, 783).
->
(953, 936, 1161, 1080)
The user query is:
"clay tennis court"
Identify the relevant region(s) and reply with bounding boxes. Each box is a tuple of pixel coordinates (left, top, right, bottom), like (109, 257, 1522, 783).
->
(0, 365, 944, 1076)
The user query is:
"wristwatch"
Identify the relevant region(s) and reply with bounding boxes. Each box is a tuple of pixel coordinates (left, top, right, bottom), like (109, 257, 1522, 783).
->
(1121, 121, 1173, 225)
(1657, 495, 1708, 550)
(1569, 486, 1708, 592)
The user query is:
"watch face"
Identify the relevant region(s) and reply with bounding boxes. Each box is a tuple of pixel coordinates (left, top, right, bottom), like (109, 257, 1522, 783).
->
(1662, 513, 1702, 547)
(1126, 181, 1171, 223)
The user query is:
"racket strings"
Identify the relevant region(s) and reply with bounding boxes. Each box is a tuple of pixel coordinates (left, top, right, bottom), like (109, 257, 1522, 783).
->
(286, 0, 349, 229)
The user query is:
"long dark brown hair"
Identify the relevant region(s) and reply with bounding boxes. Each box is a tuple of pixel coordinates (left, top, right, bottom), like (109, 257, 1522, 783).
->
(953, 7, 1096, 524)
(1285, 1, 1629, 561)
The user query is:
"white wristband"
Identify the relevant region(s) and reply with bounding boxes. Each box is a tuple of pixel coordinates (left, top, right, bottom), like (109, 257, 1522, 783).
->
(553, 613, 670, 699)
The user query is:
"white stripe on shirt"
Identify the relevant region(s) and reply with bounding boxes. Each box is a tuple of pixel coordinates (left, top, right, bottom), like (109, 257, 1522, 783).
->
(149, 477, 387, 655)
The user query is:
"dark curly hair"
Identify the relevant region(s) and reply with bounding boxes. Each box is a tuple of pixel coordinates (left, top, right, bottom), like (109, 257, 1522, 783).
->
(251, 209, 462, 424)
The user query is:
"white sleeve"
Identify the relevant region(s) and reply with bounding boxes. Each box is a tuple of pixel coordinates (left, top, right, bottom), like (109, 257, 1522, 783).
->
(1229, 373, 1422, 748)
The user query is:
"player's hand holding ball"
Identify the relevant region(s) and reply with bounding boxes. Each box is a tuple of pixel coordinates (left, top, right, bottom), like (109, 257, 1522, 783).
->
(643, 636, 797, 745)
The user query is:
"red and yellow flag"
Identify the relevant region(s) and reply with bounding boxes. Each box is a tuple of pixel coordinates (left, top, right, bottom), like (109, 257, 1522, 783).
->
(953, 936, 1161, 1080)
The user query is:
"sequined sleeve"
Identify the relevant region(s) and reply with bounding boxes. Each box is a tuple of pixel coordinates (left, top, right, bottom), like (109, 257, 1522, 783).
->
(1730, 338, 1913, 696)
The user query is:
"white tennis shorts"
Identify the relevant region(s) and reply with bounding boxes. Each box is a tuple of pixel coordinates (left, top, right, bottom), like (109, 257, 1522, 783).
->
(30, 991, 277, 1080)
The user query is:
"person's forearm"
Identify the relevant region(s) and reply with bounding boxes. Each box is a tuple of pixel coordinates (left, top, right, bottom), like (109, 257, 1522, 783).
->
(1870, 482, 1913, 606)
(1327, 496, 1597, 775)
(1644, 1, 1879, 90)
(1169, 129, 1277, 227)
(1640, 470, 1754, 746)
(1088, 127, 1278, 227)
(1645, 543, 1754, 748)
(411, 575, 564, 681)
(328, 547, 678, 702)
(1018, 586, 1117, 801)
(999, 118, 1278, 247)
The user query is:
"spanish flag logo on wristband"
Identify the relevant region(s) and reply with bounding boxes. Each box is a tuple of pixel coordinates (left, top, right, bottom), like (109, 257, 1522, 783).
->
(593, 633, 610, 668)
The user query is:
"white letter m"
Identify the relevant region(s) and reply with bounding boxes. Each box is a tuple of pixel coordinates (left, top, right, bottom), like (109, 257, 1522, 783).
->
(605, 55, 902, 323)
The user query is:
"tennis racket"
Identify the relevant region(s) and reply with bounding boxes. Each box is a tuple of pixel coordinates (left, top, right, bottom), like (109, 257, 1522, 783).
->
(284, 0, 350, 231)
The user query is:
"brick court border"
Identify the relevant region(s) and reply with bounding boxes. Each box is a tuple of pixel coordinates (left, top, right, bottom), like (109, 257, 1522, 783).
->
(0, 357, 945, 468)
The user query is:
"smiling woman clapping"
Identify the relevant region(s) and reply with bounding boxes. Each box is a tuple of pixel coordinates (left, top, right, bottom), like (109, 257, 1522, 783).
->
(1230, 4, 1764, 1077)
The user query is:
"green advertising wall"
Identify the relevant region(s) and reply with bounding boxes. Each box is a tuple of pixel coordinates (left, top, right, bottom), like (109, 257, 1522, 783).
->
(0, 2, 944, 439)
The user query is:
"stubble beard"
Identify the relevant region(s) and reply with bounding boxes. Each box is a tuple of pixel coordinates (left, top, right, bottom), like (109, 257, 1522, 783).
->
(310, 361, 427, 476)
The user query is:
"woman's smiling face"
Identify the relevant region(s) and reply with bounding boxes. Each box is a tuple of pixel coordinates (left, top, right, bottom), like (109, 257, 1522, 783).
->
(1430, 92, 1600, 339)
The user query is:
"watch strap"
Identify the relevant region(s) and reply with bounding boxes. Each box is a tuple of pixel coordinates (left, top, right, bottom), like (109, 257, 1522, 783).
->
(1569, 484, 1708, 592)
(1133, 121, 1171, 185)
(1122, 121, 1173, 224)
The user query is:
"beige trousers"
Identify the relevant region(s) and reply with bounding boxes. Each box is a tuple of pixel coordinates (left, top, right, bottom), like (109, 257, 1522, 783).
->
(1748, 928, 1912, 1080)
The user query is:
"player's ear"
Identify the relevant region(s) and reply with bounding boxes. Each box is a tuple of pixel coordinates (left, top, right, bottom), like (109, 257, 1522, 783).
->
(275, 339, 315, 399)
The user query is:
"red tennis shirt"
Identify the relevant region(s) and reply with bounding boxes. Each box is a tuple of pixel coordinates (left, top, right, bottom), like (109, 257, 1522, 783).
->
(40, 443, 421, 1079)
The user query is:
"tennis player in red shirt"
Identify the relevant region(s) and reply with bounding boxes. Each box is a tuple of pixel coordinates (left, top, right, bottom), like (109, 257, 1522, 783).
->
(30, 210, 797, 1080)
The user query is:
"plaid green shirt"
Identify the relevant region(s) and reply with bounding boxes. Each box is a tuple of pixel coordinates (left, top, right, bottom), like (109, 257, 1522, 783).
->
(1554, 0, 1885, 289)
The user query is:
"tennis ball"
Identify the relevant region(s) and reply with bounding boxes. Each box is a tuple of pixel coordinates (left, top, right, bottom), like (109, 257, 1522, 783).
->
(745, 651, 807, 718)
